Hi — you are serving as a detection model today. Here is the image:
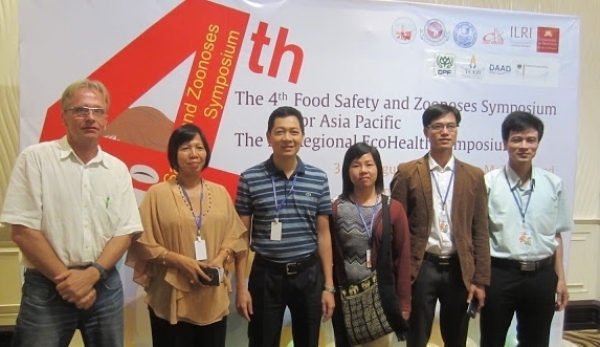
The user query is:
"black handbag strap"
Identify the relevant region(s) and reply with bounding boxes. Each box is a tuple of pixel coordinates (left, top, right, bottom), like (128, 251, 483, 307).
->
(330, 199, 348, 285)
(376, 195, 394, 284)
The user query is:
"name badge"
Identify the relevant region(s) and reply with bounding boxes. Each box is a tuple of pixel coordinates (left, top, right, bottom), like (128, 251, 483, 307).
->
(518, 229, 532, 245)
(366, 249, 372, 269)
(195, 240, 207, 260)
(271, 218, 282, 241)
(438, 214, 450, 233)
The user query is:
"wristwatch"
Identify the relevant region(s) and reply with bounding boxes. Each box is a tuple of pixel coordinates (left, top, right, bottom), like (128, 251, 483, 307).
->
(323, 285, 336, 294)
(90, 262, 108, 281)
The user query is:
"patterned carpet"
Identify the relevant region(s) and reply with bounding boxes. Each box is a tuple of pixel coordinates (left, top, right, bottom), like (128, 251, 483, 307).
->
(0, 329, 597, 346)
(563, 330, 600, 347)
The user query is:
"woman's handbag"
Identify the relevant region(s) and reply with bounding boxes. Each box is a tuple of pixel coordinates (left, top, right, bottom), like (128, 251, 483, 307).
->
(332, 196, 408, 346)
(338, 270, 392, 345)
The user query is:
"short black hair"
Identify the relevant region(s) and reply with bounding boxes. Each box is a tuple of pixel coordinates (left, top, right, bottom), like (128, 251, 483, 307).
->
(422, 104, 462, 127)
(501, 111, 544, 142)
(341, 142, 384, 198)
(167, 123, 211, 171)
(267, 106, 305, 134)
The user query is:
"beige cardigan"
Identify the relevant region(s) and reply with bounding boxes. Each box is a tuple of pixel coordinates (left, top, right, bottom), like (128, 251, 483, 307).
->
(126, 177, 247, 325)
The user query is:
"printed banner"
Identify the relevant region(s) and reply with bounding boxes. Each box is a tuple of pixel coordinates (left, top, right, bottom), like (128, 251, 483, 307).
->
(20, 1, 579, 346)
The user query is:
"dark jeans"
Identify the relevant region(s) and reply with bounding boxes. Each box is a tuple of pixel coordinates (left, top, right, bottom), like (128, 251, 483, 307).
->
(12, 268, 124, 347)
(148, 307, 227, 347)
(407, 257, 469, 347)
(480, 264, 558, 347)
(247, 258, 324, 347)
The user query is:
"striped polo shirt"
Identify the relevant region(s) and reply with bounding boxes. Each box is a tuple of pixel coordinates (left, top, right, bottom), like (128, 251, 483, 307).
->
(236, 155, 332, 262)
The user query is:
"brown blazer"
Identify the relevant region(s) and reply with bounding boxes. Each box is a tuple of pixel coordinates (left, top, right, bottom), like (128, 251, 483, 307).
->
(390, 154, 490, 290)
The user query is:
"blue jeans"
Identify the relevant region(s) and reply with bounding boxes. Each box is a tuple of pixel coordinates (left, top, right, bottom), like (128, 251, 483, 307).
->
(12, 268, 124, 347)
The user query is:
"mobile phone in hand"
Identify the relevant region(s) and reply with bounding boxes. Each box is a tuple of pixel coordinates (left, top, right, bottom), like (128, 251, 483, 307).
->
(198, 266, 220, 286)
(467, 299, 479, 318)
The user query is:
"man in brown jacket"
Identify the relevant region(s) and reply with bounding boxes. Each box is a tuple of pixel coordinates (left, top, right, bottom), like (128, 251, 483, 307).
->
(390, 104, 490, 347)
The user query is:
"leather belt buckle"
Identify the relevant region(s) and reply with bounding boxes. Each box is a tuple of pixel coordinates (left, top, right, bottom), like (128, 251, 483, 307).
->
(520, 262, 536, 271)
(438, 258, 450, 266)
(286, 262, 298, 275)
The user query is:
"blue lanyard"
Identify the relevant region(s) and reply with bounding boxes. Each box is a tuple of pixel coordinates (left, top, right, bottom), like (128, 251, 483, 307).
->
(271, 175, 298, 217)
(179, 180, 204, 232)
(504, 168, 532, 226)
(431, 168, 455, 214)
(354, 195, 380, 238)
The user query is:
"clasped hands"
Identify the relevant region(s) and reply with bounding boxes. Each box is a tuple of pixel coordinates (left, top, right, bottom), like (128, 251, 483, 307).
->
(54, 268, 100, 310)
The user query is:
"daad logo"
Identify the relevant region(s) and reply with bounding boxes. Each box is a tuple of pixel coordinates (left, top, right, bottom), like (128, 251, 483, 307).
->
(435, 54, 455, 76)
(453, 22, 477, 48)
(489, 64, 512, 74)
(421, 19, 450, 46)
(482, 29, 504, 45)
(392, 18, 417, 44)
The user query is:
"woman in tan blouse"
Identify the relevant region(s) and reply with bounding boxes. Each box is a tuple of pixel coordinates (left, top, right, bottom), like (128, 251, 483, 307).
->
(126, 124, 247, 347)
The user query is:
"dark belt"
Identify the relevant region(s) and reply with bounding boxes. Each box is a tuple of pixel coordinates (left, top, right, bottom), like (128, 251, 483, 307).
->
(26, 264, 91, 275)
(423, 252, 458, 266)
(254, 252, 318, 275)
(491, 256, 554, 272)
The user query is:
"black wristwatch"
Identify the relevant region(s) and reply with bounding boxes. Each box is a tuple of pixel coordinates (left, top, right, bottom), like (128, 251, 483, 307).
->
(90, 262, 108, 281)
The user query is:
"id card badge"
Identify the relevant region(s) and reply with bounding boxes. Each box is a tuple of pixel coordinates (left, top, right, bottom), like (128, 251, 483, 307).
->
(518, 228, 532, 245)
(438, 214, 450, 233)
(194, 239, 207, 260)
(270, 218, 282, 241)
(366, 249, 372, 269)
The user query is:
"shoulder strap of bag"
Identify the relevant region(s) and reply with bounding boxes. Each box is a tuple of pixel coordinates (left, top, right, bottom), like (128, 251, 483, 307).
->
(377, 195, 393, 284)
(330, 199, 349, 285)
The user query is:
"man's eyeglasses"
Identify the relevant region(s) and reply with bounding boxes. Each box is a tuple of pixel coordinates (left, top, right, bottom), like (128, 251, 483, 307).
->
(66, 106, 107, 117)
(427, 123, 458, 132)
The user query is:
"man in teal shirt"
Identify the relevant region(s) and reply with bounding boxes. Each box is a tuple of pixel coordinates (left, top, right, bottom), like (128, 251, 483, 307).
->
(480, 111, 573, 347)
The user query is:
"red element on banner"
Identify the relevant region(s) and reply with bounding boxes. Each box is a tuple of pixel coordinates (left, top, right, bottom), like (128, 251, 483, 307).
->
(249, 21, 304, 84)
(536, 27, 560, 54)
(40, 0, 250, 196)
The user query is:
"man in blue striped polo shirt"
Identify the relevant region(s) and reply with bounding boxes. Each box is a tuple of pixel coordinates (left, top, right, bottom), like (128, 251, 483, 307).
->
(234, 106, 335, 347)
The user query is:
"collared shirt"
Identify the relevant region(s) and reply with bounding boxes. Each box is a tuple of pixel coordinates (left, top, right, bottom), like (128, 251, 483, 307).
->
(426, 155, 456, 255)
(235, 155, 332, 262)
(0, 136, 143, 268)
(486, 165, 573, 260)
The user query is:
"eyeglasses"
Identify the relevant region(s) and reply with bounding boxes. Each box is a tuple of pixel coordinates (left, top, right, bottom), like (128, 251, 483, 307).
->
(66, 106, 107, 117)
(427, 123, 458, 132)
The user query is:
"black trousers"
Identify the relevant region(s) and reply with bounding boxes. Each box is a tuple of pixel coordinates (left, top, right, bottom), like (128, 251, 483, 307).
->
(331, 290, 351, 347)
(480, 263, 558, 347)
(148, 307, 227, 347)
(407, 257, 469, 347)
(247, 258, 324, 347)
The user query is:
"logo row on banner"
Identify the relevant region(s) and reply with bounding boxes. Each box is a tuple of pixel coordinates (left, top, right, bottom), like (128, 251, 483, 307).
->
(391, 18, 560, 54)
(426, 52, 559, 88)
